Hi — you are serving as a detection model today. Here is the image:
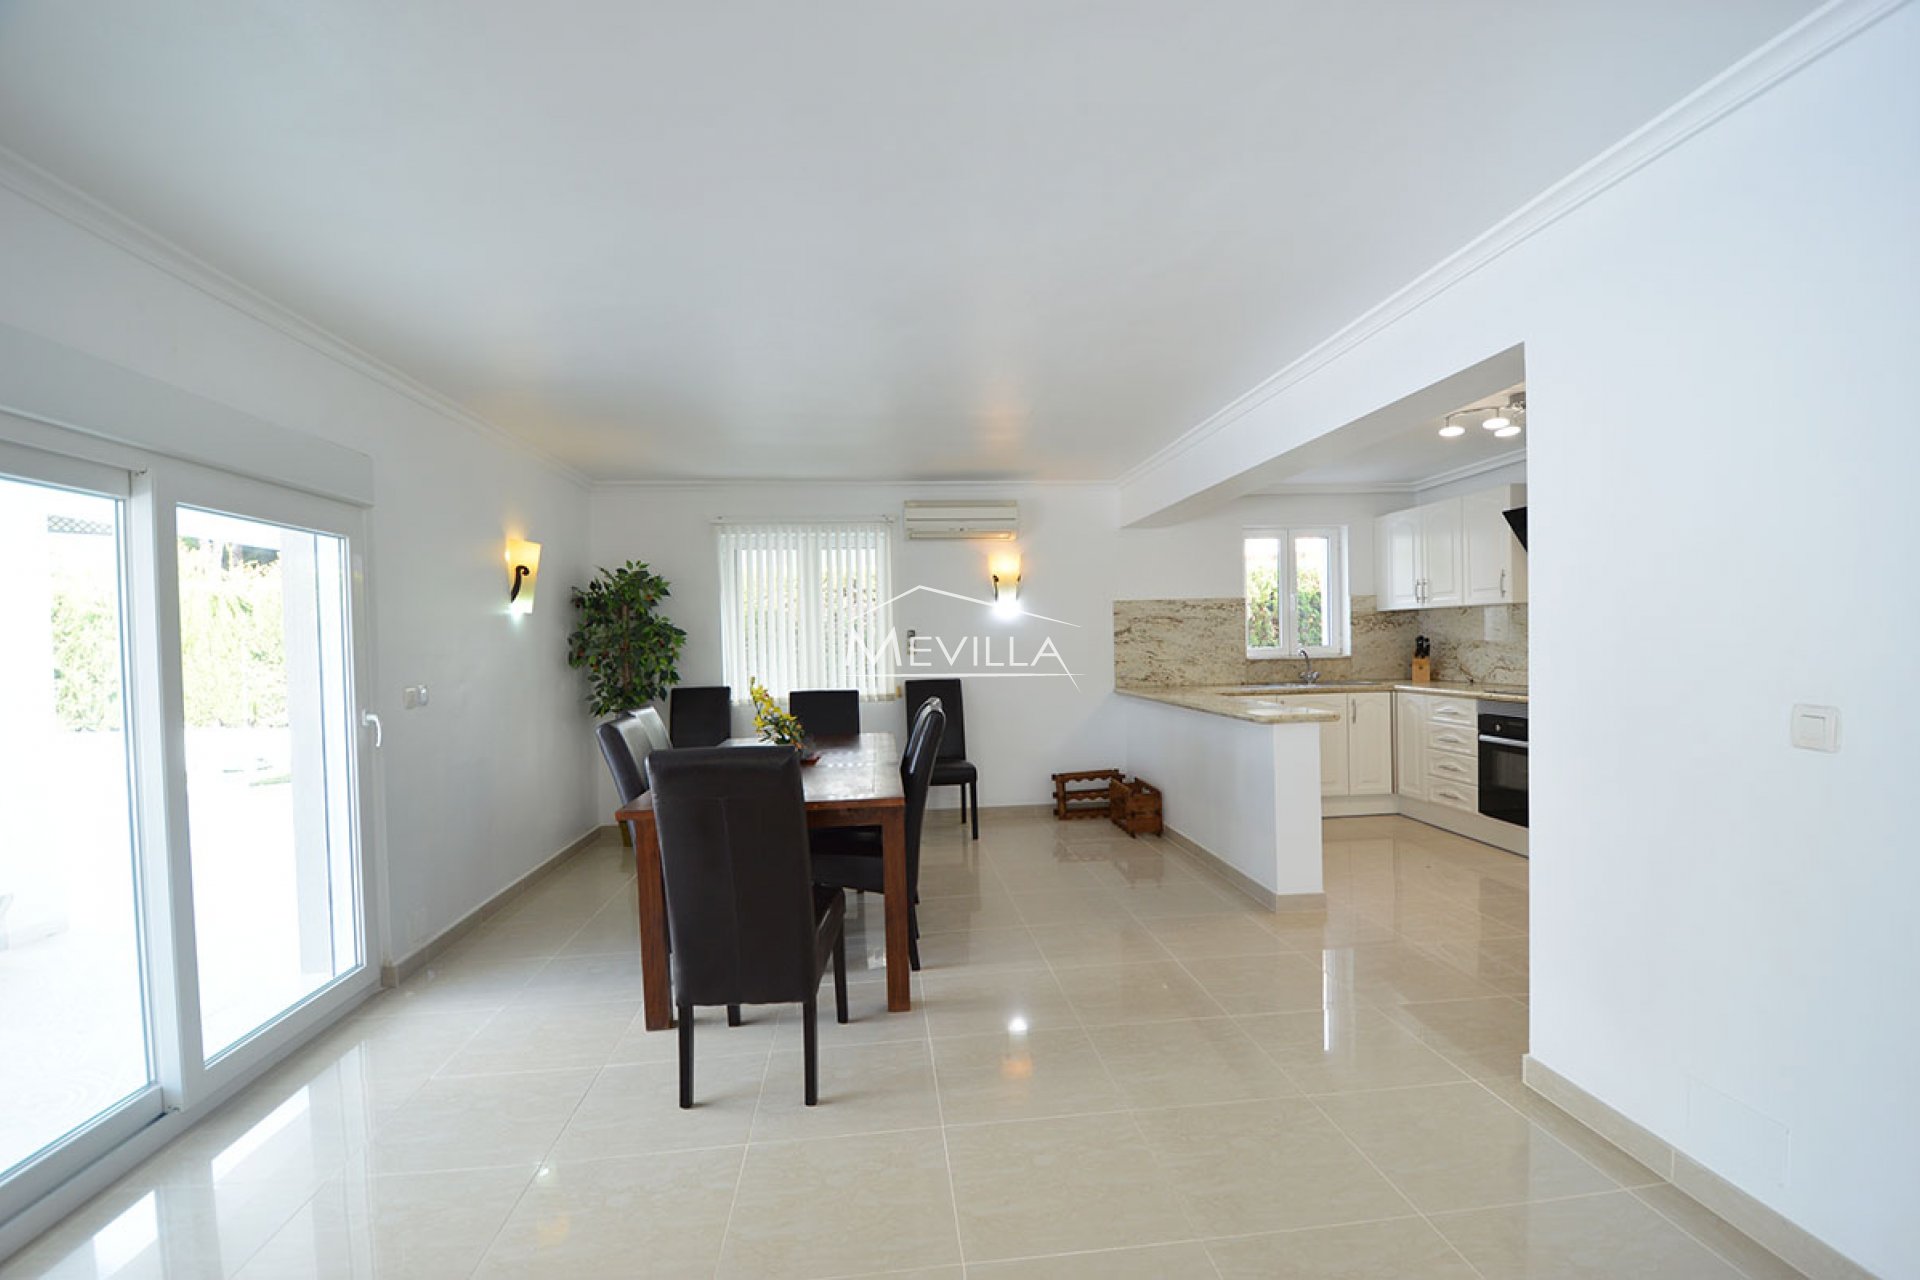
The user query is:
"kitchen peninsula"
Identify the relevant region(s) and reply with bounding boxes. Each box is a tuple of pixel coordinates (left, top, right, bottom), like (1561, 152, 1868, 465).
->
(1118, 688, 1338, 904)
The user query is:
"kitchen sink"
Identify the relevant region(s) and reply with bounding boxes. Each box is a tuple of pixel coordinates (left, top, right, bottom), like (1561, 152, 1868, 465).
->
(1223, 683, 1385, 694)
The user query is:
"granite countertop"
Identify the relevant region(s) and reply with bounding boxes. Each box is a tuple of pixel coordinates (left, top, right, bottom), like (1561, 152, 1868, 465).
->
(1115, 686, 1342, 724)
(1117, 679, 1528, 723)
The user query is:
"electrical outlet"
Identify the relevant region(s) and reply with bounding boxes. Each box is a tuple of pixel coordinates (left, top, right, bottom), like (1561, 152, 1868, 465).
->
(416, 684, 429, 707)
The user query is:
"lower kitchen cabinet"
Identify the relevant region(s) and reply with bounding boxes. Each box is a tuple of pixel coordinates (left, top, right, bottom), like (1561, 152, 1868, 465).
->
(1283, 692, 1392, 799)
(1348, 693, 1393, 796)
(1396, 693, 1426, 801)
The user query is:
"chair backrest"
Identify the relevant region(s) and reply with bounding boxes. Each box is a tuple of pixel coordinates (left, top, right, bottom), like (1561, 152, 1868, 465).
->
(669, 685, 732, 747)
(645, 747, 818, 1006)
(595, 715, 656, 805)
(634, 706, 673, 753)
(789, 689, 860, 738)
(904, 678, 966, 759)
(901, 698, 946, 894)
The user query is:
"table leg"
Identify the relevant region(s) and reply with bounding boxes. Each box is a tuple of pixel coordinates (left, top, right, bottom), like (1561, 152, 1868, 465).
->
(880, 806, 910, 1013)
(631, 816, 674, 1030)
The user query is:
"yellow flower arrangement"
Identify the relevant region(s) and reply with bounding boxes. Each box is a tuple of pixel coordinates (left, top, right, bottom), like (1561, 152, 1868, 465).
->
(749, 679, 806, 748)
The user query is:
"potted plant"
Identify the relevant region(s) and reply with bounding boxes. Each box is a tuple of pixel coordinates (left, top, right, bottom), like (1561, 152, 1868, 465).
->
(566, 560, 688, 717)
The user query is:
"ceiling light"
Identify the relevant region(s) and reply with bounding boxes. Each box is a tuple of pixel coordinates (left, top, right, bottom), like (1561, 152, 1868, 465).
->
(1494, 424, 1522, 439)
(1482, 414, 1510, 431)
(1438, 414, 1468, 439)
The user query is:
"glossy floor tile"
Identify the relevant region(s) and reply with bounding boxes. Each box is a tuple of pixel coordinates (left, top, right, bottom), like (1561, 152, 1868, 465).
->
(2, 817, 1807, 1279)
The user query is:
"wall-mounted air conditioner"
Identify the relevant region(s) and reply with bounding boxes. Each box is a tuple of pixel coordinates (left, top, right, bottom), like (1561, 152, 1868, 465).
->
(902, 500, 1019, 540)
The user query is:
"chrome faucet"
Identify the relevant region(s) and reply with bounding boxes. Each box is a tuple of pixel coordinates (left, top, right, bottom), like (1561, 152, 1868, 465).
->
(1299, 648, 1321, 685)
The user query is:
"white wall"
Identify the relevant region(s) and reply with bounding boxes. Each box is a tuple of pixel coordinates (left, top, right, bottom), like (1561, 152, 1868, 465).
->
(1118, 9, 1919, 1274)
(1117, 492, 1405, 601)
(588, 483, 1126, 813)
(0, 177, 602, 961)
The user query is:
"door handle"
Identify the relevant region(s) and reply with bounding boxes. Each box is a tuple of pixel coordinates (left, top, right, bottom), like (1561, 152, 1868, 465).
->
(362, 710, 383, 748)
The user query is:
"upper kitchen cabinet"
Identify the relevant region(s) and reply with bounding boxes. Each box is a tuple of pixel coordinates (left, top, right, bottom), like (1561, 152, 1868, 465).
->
(1373, 483, 1526, 611)
(1377, 508, 1421, 610)
(1419, 499, 1463, 606)
(1463, 484, 1528, 605)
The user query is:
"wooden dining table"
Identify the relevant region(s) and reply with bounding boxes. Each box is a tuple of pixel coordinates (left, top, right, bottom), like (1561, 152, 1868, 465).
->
(614, 732, 910, 1031)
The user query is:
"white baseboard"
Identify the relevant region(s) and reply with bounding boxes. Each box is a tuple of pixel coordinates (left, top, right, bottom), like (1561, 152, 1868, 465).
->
(1158, 826, 1326, 913)
(1394, 795, 1529, 855)
(1523, 1056, 1877, 1280)
(381, 824, 608, 985)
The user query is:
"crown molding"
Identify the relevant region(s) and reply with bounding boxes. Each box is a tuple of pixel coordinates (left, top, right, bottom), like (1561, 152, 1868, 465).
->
(0, 146, 591, 489)
(1254, 449, 1527, 497)
(1118, 0, 1910, 493)
(590, 476, 1120, 492)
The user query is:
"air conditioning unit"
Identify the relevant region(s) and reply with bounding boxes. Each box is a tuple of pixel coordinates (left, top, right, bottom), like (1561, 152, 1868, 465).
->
(902, 500, 1019, 541)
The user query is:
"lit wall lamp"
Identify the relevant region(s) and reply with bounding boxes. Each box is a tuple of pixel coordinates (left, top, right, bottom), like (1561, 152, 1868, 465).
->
(990, 551, 1022, 618)
(505, 538, 542, 614)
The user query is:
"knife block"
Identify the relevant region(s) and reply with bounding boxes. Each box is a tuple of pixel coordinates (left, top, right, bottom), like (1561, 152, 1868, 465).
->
(1410, 657, 1432, 684)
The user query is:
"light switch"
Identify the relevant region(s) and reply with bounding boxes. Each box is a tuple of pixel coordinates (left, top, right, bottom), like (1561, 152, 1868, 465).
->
(416, 684, 429, 707)
(1790, 704, 1839, 752)
(402, 685, 429, 710)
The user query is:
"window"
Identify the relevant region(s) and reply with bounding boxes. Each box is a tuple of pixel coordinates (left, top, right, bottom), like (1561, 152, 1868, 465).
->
(1245, 527, 1348, 658)
(717, 521, 895, 700)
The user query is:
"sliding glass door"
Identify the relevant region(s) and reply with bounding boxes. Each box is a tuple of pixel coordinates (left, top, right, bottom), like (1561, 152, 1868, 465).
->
(0, 458, 160, 1198)
(0, 422, 378, 1233)
(175, 507, 362, 1062)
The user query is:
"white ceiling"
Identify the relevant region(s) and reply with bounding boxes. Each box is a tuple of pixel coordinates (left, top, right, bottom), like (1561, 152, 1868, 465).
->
(0, 2, 1818, 482)
(1271, 385, 1527, 490)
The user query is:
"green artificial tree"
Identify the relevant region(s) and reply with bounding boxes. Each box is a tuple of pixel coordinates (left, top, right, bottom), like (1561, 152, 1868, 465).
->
(566, 560, 688, 716)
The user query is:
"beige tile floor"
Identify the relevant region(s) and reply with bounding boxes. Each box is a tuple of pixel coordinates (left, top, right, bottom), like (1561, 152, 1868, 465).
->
(1, 813, 1807, 1279)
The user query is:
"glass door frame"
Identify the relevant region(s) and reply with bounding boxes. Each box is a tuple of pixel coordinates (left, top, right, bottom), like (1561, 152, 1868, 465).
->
(140, 458, 383, 1109)
(0, 434, 165, 1227)
(0, 417, 384, 1240)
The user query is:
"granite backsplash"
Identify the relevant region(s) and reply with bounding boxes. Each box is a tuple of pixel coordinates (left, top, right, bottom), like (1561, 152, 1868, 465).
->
(1114, 595, 1528, 688)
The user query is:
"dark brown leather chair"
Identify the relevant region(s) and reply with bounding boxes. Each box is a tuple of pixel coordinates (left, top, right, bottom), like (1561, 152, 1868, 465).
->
(595, 715, 656, 806)
(645, 746, 849, 1107)
(788, 688, 860, 738)
(809, 698, 944, 970)
(905, 678, 978, 839)
(668, 685, 732, 747)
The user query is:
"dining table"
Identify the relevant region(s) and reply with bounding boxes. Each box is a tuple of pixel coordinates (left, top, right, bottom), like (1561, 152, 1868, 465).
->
(614, 731, 910, 1031)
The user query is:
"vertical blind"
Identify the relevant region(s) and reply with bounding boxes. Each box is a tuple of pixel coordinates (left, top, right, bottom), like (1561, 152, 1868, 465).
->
(716, 520, 895, 701)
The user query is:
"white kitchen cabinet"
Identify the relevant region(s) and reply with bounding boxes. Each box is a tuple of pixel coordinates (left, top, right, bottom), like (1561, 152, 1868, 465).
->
(1463, 484, 1528, 606)
(1277, 693, 1394, 799)
(1288, 694, 1349, 795)
(1418, 499, 1463, 607)
(1375, 509, 1422, 610)
(1348, 693, 1394, 796)
(1372, 484, 1526, 611)
(1395, 693, 1427, 801)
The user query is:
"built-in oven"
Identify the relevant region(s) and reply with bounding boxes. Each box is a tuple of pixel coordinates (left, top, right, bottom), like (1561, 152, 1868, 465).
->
(1477, 701, 1528, 827)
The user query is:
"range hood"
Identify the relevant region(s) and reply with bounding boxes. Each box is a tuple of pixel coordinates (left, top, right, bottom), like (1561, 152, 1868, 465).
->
(1503, 506, 1528, 550)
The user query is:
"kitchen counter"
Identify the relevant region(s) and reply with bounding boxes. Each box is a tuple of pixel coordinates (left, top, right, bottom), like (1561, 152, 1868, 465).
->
(1117, 680, 1528, 722)
(1115, 686, 1342, 724)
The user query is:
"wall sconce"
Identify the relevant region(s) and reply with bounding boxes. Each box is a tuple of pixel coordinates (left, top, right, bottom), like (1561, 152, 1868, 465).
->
(505, 538, 541, 615)
(990, 551, 1021, 618)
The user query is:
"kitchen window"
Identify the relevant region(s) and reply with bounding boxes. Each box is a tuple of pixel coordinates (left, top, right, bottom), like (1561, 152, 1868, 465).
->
(1245, 527, 1349, 659)
(716, 520, 895, 700)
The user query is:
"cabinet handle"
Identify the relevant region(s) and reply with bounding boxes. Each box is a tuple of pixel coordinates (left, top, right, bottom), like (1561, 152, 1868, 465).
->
(1500, 569, 1507, 598)
(1351, 700, 1357, 723)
